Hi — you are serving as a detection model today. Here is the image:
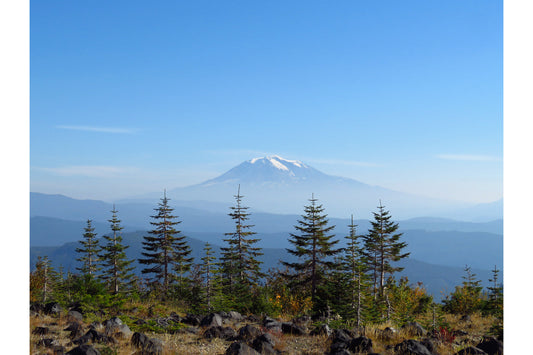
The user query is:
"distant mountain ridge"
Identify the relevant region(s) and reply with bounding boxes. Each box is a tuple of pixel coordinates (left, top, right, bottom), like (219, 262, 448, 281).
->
(29, 230, 495, 302)
(111, 155, 502, 220)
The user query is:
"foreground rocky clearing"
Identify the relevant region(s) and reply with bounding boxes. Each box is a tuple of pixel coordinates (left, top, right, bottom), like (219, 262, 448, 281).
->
(30, 302, 502, 355)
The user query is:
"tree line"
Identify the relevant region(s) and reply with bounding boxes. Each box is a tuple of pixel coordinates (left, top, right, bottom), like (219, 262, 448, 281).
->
(30, 187, 503, 329)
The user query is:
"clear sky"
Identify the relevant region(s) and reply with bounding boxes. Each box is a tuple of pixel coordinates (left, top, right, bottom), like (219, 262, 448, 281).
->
(29, 0, 503, 203)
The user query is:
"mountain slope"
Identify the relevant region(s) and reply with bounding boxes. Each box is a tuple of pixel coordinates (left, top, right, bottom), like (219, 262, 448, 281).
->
(167, 156, 475, 219)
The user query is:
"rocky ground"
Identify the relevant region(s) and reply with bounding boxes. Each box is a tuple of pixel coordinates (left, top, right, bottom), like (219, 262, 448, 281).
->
(29, 302, 503, 354)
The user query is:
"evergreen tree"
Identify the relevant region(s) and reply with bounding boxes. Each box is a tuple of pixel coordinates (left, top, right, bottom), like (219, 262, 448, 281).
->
(220, 186, 264, 310)
(362, 201, 409, 298)
(99, 205, 135, 294)
(443, 265, 484, 315)
(139, 191, 191, 294)
(30, 256, 59, 303)
(282, 195, 341, 314)
(201, 242, 217, 311)
(341, 214, 371, 326)
(76, 219, 101, 275)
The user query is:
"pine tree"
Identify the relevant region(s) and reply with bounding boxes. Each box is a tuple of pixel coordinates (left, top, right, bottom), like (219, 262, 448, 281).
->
(341, 214, 371, 326)
(139, 191, 191, 294)
(201, 242, 217, 311)
(282, 195, 341, 314)
(99, 205, 135, 294)
(30, 256, 59, 303)
(362, 201, 409, 298)
(443, 265, 483, 315)
(76, 219, 101, 276)
(219, 186, 264, 310)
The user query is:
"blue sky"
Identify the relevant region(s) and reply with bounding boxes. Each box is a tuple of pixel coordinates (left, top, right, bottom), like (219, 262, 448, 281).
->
(29, 0, 503, 203)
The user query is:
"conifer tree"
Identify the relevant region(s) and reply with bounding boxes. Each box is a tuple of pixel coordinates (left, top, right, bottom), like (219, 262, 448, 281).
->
(139, 190, 191, 294)
(220, 186, 264, 309)
(99, 205, 135, 294)
(201, 242, 217, 311)
(76, 219, 101, 276)
(30, 256, 59, 303)
(341, 214, 371, 326)
(282, 195, 341, 313)
(443, 265, 483, 315)
(362, 201, 409, 298)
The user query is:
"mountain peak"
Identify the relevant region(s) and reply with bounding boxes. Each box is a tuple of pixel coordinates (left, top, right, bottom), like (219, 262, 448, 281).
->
(249, 156, 307, 171)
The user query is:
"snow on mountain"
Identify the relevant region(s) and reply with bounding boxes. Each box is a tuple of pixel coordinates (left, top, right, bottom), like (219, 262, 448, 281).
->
(166, 155, 474, 219)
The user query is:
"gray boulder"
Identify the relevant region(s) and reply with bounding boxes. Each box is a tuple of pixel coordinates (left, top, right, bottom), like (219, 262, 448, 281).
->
(476, 337, 503, 355)
(394, 339, 433, 355)
(349, 336, 373, 354)
(238, 324, 262, 341)
(226, 342, 260, 355)
(281, 322, 306, 335)
(201, 313, 223, 327)
(402, 322, 427, 337)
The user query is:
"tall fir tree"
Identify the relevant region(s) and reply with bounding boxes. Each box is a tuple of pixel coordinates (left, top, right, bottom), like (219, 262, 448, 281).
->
(76, 219, 101, 276)
(99, 205, 135, 294)
(362, 201, 409, 299)
(220, 186, 264, 310)
(201, 242, 218, 312)
(341, 214, 371, 326)
(139, 190, 192, 294)
(281, 195, 341, 314)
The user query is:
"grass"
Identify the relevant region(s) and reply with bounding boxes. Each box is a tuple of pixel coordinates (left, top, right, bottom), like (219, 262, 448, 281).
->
(30, 309, 500, 355)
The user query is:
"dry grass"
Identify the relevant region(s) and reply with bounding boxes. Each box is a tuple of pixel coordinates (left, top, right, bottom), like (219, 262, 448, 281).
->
(30, 310, 499, 355)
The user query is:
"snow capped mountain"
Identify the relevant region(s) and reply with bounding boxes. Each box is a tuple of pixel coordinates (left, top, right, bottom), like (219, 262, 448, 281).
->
(199, 155, 338, 186)
(164, 155, 471, 219)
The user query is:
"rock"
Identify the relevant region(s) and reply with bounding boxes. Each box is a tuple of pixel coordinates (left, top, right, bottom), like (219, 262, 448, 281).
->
(394, 339, 433, 355)
(169, 312, 182, 323)
(227, 311, 243, 321)
(67, 311, 83, 322)
(263, 318, 282, 333)
(349, 336, 373, 354)
(64, 322, 84, 338)
(402, 322, 427, 336)
(454, 347, 488, 355)
(66, 345, 101, 355)
(44, 302, 62, 316)
(201, 313, 224, 327)
(32, 326, 50, 335)
(37, 338, 60, 348)
(30, 303, 44, 314)
(226, 342, 261, 355)
(419, 338, 436, 354)
(476, 337, 503, 355)
(251, 333, 277, 355)
(183, 314, 202, 326)
(281, 322, 306, 335)
(144, 338, 164, 355)
(131, 332, 150, 349)
(238, 324, 262, 341)
(73, 329, 116, 345)
(203, 326, 237, 340)
(247, 314, 260, 323)
(310, 324, 332, 337)
(328, 329, 354, 355)
(89, 322, 103, 331)
(104, 317, 131, 338)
